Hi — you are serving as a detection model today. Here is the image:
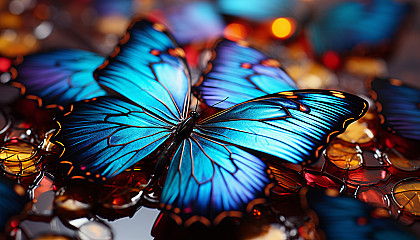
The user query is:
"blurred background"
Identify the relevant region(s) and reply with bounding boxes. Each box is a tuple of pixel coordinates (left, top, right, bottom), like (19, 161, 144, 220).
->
(0, 0, 419, 90)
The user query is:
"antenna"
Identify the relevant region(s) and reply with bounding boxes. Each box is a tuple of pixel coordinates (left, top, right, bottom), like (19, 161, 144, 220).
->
(199, 97, 229, 114)
(194, 96, 199, 112)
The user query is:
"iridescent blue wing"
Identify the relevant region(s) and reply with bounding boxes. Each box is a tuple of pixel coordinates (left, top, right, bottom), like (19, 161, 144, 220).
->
(195, 90, 368, 164)
(11, 49, 107, 107)
(95, 19, 191, 121)
(0, 179, 28, 231)
(160, 136, 271, 225)
(308, 0, 411, 56)
(54, 96, 175, 179)
(194, 39, 297, 109)
(307, 189, 417, 240)
(367, 77, 420, 141)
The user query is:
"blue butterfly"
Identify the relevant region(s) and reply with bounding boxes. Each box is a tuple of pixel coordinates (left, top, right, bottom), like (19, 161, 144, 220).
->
(308, 0, 411, 56)
(0, 178, 28, 232)
(367, 77, 420, 141)
(54, 19, 368, 225)
(307, 189, 417, 240)
(10, 49, 107, 107)
(194, 38, 297, 109)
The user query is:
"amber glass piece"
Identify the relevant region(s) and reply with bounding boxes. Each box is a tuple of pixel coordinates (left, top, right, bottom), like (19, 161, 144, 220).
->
(99, 167, 149, 210)
(386, 148, 420, 172)
(100, 187, 143, 210)
(346, 169, 390, 187)
(268, 165, 304, 195)
(39, 130, 58, 152)
(77, 221, 113, 240)
(362, 150, 387, 167)
(326, 141, 363, 170)
(33, 234, 72, 240)
(243, 224, 287, 240)
(356, 187, 389, 208)
(0, 140, 41, 176)
(303, 170, 344, 191)
(381, 130, 420, 159)
(32, 174, 54, 200)
(392, 179, 420, 216)
(55, 186, 93, 219)
(337, 121, 374, 145)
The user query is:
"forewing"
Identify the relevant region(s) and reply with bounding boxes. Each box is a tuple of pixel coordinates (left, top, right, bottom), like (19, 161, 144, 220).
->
(95, 19, 191, 120)
(367, 77, 420, 140)
(194, 39, 297, 109)
(195, 90, 368, 164)
(54, 96, 175, 179)
(160, 135, 271, 225)
(11, 49, 107, 107)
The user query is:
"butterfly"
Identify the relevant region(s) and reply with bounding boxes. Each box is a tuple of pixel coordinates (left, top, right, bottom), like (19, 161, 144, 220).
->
(366, 77, 420, 141)
(9, 49, 107, 108)
(308, 0, 411, 56)
(53, 19, 368, 225)
(306, 188, 417, 240)
(0, 178, 28, 232)
(194, 38, 297, 109)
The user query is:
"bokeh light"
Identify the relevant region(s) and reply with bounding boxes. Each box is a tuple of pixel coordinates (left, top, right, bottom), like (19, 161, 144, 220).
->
(224, 23, 247, 41)
(271, 17, 295, 39)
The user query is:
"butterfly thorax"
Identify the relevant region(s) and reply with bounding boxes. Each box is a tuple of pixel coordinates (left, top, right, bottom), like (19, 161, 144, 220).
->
(174, 111, 200, 140)
(145, 111, 200, 195)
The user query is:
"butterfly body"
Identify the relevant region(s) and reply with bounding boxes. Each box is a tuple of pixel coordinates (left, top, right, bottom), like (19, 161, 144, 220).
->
(150, 111, 200, 182)
(174, 111, 200, 141)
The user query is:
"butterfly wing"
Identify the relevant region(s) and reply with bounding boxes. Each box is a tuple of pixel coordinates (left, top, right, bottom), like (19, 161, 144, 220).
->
(95, 19, 191, 120)
(11, 49, 107, 107)
(160, 136, 271, 225)
(54, 96, 175, 179)
(367, 77, 420, 141)
(55, 19, 193, 179)
(194, 39, 297, 109)
(307, 189, 417, 240)
(308, 0, 411, 56)
(195, 90, 368, 164)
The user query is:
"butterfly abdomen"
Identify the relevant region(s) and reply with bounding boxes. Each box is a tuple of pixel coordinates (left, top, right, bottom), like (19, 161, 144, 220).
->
(152, 114, 199, 180)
